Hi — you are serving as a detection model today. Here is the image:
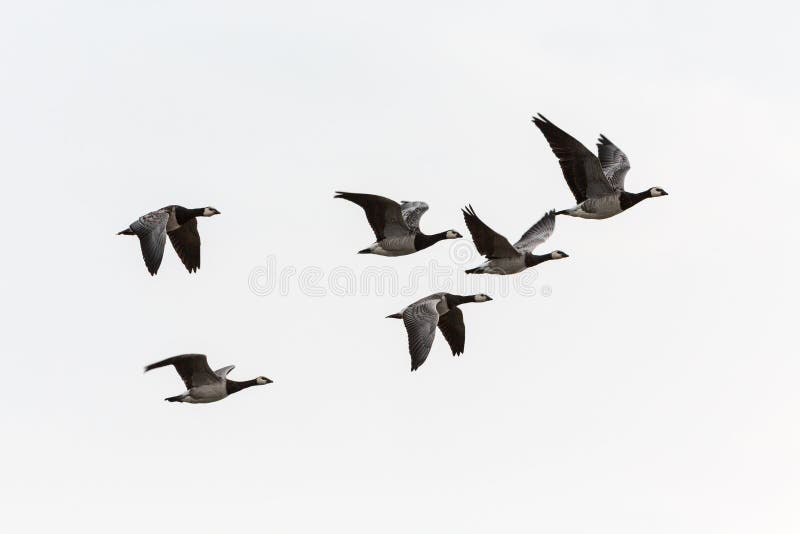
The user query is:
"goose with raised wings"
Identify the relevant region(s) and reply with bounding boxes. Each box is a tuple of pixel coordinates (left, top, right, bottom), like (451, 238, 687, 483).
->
(532, 114, 667, 219)
(335, 192, 461, 256)
(462, 206, 568, 274)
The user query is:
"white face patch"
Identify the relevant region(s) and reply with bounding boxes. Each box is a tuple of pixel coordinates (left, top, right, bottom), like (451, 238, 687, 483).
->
(446, 230, 459, 239)
(551, 251, 564, 259)
(474, 294, 489, 302)
(203, 207, 218, 216)
(650, 188, 665, 197)
(256, 377, 270, 385)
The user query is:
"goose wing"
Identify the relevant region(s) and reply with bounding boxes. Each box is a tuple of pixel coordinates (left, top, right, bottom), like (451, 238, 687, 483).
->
(462, 205, 517, 259)
(513, 210, 557, 252)
(596, 134, 631, 191)
(168, 218, 201, 273)
(532, 114, 615, 202)
(402, 298, 441, 371)
(214, 365, 235, 378)
(144, 354, 220, 389)
(400, 201, 429, 232)
(335, 192, 411, 240)
(437, 307, 465, 356)
(130, 210, 169, 275)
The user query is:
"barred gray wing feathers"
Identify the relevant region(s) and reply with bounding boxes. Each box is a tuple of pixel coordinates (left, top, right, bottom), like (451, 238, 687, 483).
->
(130, 210, 169, 275)
(400, 201, 429, 231)
(402, 299, 441, 371)
(513, 210, 557, 252)
(596, 134, 631, 191)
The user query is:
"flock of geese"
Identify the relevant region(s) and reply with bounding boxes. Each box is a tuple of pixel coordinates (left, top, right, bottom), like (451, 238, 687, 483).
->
(120, 114, 668, 403)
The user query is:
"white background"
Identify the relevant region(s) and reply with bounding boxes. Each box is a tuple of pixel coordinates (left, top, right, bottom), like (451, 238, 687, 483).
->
(1, 1, 798, 532)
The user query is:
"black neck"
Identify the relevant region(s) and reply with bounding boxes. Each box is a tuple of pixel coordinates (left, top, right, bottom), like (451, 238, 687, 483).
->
(445, 294, 475, 307)
(225, 379, 258, 396)
(619, 190, 651, 211)
(174, 206, 206, 225)
(415, 231, 449, 251)
(524, 253, 552, 267)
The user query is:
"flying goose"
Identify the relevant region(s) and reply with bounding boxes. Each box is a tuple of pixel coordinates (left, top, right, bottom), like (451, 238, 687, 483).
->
(387, 293, 492, 371)
(462, 206, 568, 274)
(117, 205, 220, 275)
(144, 354, 272, 403)
(532, 114, 668, 219)
(335, 192, 462, 256)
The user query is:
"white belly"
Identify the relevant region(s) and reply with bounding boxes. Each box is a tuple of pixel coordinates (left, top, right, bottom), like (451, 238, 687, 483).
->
(183, 383, 227, 403)
(565, 196, 621, 219)
(472, 257, 526, 275)
(370, 236, 416, 256)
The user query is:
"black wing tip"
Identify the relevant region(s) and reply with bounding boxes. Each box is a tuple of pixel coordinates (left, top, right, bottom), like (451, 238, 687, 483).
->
(462, 204, 478, 218)
(531, 113, 550, 125)
(597, 134, 612, 145)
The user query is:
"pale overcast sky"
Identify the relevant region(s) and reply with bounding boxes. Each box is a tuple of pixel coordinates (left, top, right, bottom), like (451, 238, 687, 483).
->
(2, 1, 798, 533)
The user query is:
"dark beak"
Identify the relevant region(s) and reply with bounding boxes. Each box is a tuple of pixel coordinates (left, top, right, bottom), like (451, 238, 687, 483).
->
(562, 253, 570, 258)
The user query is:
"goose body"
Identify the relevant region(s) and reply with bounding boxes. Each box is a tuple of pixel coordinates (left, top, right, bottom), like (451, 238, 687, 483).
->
(467, 255, 530, 275)
(335, 192, 461, 256)
(462, 206, 568, 275)
(144, 354, 272, 404)
(532, 114, 667, 219)
(118, 205, 220, 275)
(387, 292, 492, 371)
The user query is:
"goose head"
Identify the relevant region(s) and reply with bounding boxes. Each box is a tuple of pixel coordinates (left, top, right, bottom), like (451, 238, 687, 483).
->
(472, 293, 493, 303)
(255, 376, 273, 385)
(550, 250, 569, 260)
(648, 187, 668, 198)
(202, 207, 222, 216)
(445, 230, 463, 239)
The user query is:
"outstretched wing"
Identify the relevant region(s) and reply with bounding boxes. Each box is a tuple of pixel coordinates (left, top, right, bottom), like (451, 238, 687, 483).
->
(532, 114, 615, 202)
(214, 365, 235, 378)
(402, 298, 441, 371)
(437, 307, 465, 356)
(144, 354, 220, 389)
(130, 210, 169, 275)
(400, 201, 429, 231)
(462, 205, 517, 259)
(597, 134, 631, 191)
(513, 210, 557, 252)
(168, 218, 201, 273)
(335, 192, 411, 240)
